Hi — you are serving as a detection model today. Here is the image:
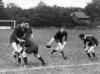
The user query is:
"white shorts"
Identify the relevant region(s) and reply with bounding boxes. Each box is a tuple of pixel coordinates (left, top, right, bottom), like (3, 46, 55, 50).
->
(85, 45, 96, 53)
(55, 43, 64, 51)
(11, 42, 27, 58)
(11, 42, 23, 53)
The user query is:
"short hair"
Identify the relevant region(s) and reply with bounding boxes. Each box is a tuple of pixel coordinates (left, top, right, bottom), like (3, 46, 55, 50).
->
(78, 33, 85, 38)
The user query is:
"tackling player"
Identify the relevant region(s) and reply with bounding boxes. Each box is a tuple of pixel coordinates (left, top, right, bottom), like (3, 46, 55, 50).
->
(21, 23, 46, 66)
(46, 26, 68, 60)
(22, 37, 46, 65)
(10, 22, 27, 66)
(78, 33, 99, 60)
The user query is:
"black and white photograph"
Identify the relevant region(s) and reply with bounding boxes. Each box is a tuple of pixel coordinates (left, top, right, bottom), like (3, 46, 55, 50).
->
(1, 0, 100, 74)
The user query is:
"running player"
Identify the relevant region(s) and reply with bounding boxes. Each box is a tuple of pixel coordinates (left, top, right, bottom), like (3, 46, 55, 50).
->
(46, 26, 68, 60)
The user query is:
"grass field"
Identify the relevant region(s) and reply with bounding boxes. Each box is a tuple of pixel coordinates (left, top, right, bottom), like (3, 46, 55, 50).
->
(0, 28, 100, 74)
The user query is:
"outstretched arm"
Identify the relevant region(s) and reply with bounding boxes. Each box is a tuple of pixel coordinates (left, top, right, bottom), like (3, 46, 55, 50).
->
(63, 31, 68, 46)
(47, 37, 54, 45)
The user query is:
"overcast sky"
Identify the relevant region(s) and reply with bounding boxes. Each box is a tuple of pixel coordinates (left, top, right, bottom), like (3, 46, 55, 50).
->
(3, 0, 92, 9)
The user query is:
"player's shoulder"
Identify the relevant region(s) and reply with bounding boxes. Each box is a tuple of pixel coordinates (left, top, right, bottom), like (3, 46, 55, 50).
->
(85, 35, 95, 40)
(85, 35, 93, 38)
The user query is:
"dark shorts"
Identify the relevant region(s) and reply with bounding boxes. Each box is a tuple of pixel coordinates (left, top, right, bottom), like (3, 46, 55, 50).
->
(55, 39, 62, 44)
(88, 42, 97, 47)
(25, 38, 39, 54)
(26, 47, 38, 54)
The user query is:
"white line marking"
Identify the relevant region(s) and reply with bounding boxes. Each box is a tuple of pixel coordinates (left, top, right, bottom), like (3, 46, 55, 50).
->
(0, 62, 100, 72)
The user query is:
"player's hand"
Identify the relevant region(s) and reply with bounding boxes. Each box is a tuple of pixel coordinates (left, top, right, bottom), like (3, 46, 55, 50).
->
(63, 41, 67, 46)
(46, 42, 51, 48)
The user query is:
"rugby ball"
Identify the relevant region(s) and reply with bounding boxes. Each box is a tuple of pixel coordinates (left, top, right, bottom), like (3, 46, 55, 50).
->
(46, 45, 51, 48)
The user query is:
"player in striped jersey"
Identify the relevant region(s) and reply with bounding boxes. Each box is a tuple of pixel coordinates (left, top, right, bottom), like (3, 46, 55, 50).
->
(79, 33, 99, 60)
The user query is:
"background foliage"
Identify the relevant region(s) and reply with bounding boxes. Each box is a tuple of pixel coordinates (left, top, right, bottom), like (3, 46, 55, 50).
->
(0, 0, 100, 28)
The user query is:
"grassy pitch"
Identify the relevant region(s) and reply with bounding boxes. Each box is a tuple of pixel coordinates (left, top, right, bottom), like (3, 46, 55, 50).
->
(0, 29, 100, 74)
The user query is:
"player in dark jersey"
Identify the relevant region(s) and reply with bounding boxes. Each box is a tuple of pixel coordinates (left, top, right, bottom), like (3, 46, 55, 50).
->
(10, 22, 27, 65)
(21, 37, 46, 65)
(47, 26, 68, 60)
(78, 33, 99, 60)
(20, 23, 46, 66)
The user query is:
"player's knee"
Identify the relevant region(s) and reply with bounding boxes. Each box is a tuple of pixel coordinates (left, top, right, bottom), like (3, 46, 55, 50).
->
(34, 53, 40, 58)
(91, 49, 95, 53)
(22, 52, 27, 57)
(87, 50, 91, 53)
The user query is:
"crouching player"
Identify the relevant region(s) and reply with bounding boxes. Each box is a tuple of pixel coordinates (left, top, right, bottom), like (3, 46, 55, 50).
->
(46, 26, 68, 60)
(78, 33, 99, 60)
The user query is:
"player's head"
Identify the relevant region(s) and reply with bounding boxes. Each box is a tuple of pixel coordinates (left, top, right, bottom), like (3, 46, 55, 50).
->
(20, 22, 26, 28)
(78, 33, 85, 40)
(60, 26, 66, 32)
(25, 23, 29, 28)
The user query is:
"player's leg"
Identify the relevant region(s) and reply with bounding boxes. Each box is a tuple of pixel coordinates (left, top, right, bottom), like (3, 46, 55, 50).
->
(59, 43, 67, 60)
(21, 51, 28, 66)
(60, 50, 67, 60)
(34, 49, 46, 65)
(11, 42, 19, 53)
(17, 44, 25, 65)
(89, 45, 96, 57)
(85, 45, 91, 58)
(18, 54, 21, 65)
(50, 45, 59, 55)
(11, 42, 21, 60)
(12, 51, 18, 59)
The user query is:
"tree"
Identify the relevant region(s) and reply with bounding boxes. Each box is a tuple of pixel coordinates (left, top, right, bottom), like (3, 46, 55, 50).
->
(84, 0, 100, 26)
(7, 3, 19, 9)
(0, 0, 9, 19)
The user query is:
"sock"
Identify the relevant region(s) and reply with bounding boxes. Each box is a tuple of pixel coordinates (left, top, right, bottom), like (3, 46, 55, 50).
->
(18, 58, 21, 64)
(38, 56, 46, 65)
(87, 53, 91, 58)
(61, 51, 67, 60)
(23, 57, 27, 65)
(13, 54, 17, 59)
(92, 52, 95, 57)
(51, 49, 56, 55)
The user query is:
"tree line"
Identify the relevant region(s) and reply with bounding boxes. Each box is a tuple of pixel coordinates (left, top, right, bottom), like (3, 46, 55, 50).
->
(0, 0, 100, 28)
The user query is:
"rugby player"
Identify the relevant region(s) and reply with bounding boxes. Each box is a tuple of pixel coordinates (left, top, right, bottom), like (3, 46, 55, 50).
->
(10, 22, 46, 66)
(22, 37, 46, 65)
(78, 33, 99, 60)
(10, 22, 27, 65)
(21, 23, 46, 66)
(47, 26, 68, 60)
